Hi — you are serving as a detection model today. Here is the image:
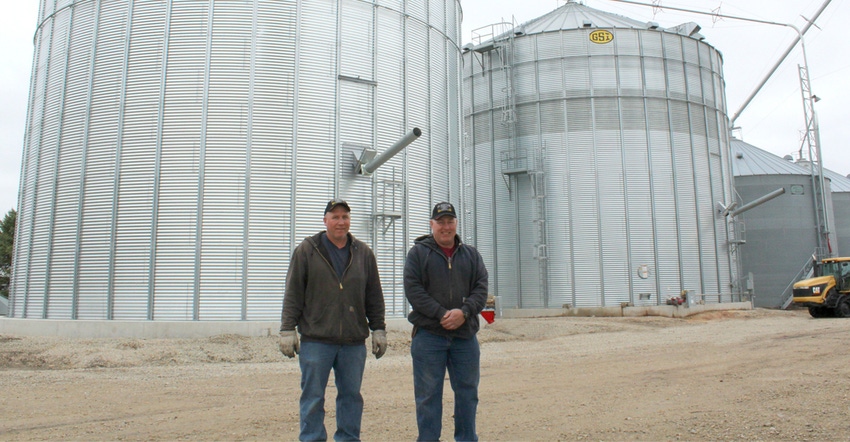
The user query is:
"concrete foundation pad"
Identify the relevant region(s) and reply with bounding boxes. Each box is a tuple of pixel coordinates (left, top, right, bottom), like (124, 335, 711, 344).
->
(499, 302, 753, 319)
(0, 303, 751, 338)
(0, 317, 413, 339)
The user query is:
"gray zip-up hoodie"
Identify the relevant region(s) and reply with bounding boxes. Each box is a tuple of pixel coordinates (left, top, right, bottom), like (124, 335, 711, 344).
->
(280, 232, 385, 345)
(404, 234, 489, 339)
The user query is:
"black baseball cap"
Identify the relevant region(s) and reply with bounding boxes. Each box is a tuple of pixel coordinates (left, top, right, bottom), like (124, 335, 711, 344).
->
(431, 202, 457, 220)
(324, 199, 351, 215)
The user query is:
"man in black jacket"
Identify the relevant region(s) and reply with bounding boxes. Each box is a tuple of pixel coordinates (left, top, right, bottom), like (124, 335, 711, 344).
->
(280, 199, 387, 441)
(404, 201, 489, 442)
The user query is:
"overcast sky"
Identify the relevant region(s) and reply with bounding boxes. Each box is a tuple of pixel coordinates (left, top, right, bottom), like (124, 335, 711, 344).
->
(1, 0, 847, 214)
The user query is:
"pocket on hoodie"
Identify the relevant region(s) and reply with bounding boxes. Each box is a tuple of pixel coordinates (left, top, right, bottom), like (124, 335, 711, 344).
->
(303, 302, 330, 328)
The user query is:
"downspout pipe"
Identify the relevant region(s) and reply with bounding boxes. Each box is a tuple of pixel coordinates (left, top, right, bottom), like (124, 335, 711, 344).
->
(360, 127, 421, 175)
(729, 188, 786, 218)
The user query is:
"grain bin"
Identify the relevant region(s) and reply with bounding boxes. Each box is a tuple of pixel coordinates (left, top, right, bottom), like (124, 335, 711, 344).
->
(461, 1, 738, 309)
(732, 139, 845, 308)
(11, 0, 463, 321)
(822, 168, 850, 255)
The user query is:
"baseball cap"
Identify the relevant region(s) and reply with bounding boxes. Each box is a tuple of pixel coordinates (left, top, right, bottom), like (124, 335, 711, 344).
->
(324, 199, 351, 215)
(431, 202, 457, 220)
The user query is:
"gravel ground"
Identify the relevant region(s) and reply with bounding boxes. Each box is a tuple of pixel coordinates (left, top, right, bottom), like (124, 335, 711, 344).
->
(2, 308, 850, 441)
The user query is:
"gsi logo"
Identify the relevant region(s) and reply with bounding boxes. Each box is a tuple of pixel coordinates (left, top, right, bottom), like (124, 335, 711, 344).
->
(589, 29, 614, 44)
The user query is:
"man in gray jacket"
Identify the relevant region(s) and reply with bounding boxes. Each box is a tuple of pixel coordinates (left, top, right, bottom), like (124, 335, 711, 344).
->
(280, 199, 387, 441)
(404, 201, 489, 442)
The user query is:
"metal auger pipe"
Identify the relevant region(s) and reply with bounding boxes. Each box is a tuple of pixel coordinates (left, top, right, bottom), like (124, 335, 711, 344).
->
(730, 187, 786, 218)
(361, 128, 422, 175)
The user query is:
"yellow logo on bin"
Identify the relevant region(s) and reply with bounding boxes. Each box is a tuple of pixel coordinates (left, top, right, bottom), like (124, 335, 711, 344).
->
(589, 29, 614, 44)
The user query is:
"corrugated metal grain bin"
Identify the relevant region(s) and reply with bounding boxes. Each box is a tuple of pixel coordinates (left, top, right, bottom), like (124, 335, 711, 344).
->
(11, 0, 463, 320)
(461, 1, 738, 309)
(823, 168, 850, 255)
(732, 139, 845, 307)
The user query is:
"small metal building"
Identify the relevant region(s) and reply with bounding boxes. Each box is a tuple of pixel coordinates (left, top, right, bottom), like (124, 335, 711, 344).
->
(731, 139, 841, 308)
(461, 1, 739, 309)
(11, 0, 463, 321)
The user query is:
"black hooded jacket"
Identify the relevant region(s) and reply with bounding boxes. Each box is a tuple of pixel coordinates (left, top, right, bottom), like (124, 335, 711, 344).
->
(404, 234, 489, 339)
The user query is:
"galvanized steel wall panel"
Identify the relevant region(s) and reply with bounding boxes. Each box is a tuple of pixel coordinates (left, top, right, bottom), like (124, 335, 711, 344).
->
(41, 5, 86, 318)
(152, 0, 206, 320)
(111, 0, 165, 320)
(198, 0, 252, 320)
(76, 1, 129, 320)
(12, 0, 463, 321)
(245, 0, 296, 320)
(569, 132, 602, 307)
(691, 103, 718, 295)
(563, 57, 589, 98)
(404, 18, 432, 245)
(671, 103, 702, 294)
(595, 99, 630, 304)
(340, 1, 373, 80)
(39, 0, 53, 18)
(616, 29, 639, 56)
(685, 63, 703, 104)
(429, 0, 445, 34)
(709, 111, 732, 291)
(375, 7, 407, 315)
(589, 56, 616, 96)
(468, 119, 496, 295)
(622, 101, 656, 304)
(536, 31, 561, 61)
(514, 63, 536, 103)
(538, 59, 562, 100)
(28, 11, 65, 318)
(493, 137, 517, 307)
(512, 35, 535, 65)
(618, 56, 642, 96)
(515, 178, 540, 307)
(406, 0, 426, 24)
(647, 105, 682, 298)
(542, 129, 572, 307)
(294, 0, 338, 242)
(429, 30, 450, 200)
(448, 40, 462, 212)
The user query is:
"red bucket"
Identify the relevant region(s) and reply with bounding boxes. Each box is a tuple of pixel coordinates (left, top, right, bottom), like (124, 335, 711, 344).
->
(480, 310, 495, 324)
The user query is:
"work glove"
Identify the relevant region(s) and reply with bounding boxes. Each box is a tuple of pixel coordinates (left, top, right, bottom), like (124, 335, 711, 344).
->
(371, 330, 387, 359)
(279, 330, 300, 358)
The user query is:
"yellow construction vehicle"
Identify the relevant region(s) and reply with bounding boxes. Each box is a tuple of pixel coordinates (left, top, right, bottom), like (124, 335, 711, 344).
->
(792, 257, 850, 318)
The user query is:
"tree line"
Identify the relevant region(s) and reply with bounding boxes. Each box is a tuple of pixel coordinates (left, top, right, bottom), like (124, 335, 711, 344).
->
(1, 209, 15, 298)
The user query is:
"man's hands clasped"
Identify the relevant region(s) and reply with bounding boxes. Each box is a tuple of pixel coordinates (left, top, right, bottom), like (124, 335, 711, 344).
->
(440, 308, 466, 330)
(279, 330, 300, 358)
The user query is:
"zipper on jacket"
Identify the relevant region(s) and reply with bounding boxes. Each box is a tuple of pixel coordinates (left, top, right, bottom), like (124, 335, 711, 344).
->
(340, 247, 354, 291)
(445, 251, 454, 303)
(312, 239, 346, 290)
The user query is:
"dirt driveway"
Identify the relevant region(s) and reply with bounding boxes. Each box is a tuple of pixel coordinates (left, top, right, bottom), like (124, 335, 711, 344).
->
(2, 308, 849, 441)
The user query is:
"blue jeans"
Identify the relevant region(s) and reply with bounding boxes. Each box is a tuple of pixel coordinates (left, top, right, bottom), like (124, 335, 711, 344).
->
(411, 329, 480, 442)
(298, 341, 367, 441)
